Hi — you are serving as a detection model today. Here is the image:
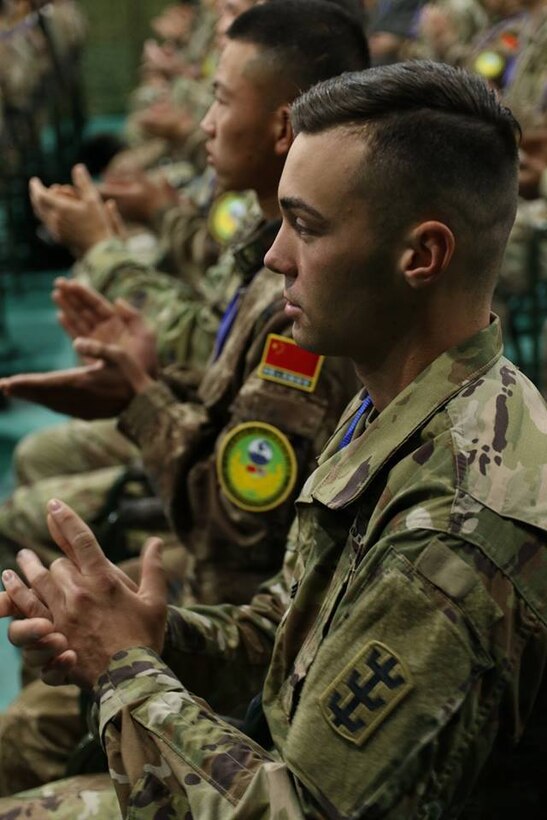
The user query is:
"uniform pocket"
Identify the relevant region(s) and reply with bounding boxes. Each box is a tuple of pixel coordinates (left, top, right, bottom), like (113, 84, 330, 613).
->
(283, 542, 503, 818)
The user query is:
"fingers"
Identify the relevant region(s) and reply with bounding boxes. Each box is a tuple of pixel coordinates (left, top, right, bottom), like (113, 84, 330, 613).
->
(1, 568, 52, 620)
(46, 514, 77, 565)
(28, 176, 49, 219)
(72, 164, 100, 202)
(23, 631, 70, 667)
(16, 549, 60, 608)
(53, 279, 114, 327)
(139, 538, 166, 603)
(46, 499, 108, 574)
(42, 649, 78, 687)
(0, 590, 19, 618)
(0, 366, 99, 402)
(73, 337, 125, 366)
(8, 616, 56, 648)
(73, 337, 152, 393)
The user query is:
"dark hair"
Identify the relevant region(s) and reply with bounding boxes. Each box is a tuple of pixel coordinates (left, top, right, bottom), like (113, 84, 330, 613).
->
(292, 61, 520, 280)
(227, 0, 370, 100)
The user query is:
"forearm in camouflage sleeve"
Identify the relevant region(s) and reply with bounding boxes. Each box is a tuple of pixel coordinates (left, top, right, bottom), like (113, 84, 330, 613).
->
(153, 193, 219, 289)
(159, 534, 297, 711)
(94, 649, 285, 819)
(118, 381, 213, 522)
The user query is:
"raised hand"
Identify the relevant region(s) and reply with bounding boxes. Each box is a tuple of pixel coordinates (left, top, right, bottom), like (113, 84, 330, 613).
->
(28, 165, 118, 256)
(99, 169, 178, 224)
(52, 279, 159, 377)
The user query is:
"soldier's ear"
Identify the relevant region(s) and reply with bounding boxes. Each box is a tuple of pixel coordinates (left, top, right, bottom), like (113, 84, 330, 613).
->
(399, 221, 455, 290)
(273, 105, 294, 157)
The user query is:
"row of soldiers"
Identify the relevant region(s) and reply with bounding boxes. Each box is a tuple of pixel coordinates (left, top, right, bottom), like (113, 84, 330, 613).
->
(0, 0, 545, 816)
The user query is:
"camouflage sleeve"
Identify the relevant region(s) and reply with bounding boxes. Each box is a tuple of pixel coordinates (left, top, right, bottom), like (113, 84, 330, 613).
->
(95, 524, 545, 818)
(94, 648, 284, 819)
(92, 538, 299, 816)
(153, 199, 219, 294)
(266, 526, 547, 818)
(118, 379, 213, 508)
(74, 237, 147, 295)
(160, 526, 297, 712)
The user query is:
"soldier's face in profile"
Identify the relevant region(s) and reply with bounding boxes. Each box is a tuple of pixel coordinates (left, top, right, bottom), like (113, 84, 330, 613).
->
(201, 40, 283, 196)
(265, 129, 402, 361)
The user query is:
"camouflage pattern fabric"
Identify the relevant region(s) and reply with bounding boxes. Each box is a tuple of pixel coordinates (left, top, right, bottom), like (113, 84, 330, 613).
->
(118, 219, 358, 606)
(502, 8, 547, 131)
(0, 774, 121, 819)
(0, 419, 136, 573)
(101, 317, 547, 817)
(75, 189, 262, 368)
(0, 218, 357, 795)
(4, 317, 545, 816)
(0, 682, 84, 797)
(0, 190, 261, 572)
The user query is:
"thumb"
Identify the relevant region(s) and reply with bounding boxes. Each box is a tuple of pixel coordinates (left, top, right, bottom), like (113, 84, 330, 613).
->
(72, 164, 99, 201)
(139, 538, 166, 604)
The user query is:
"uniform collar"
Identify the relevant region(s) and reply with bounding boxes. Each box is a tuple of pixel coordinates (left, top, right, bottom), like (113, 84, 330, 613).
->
(232, 219, 281, 282)
(302, 317, 504, 509)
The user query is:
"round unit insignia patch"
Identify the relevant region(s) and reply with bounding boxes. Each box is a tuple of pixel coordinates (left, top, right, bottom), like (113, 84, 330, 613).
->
(474, 50, 505, 80)
(208, 193, 248, 244)
(217, 422, 297, 512)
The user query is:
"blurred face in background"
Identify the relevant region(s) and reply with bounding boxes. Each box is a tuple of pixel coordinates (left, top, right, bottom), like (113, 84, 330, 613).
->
(215, 0, 257, 49)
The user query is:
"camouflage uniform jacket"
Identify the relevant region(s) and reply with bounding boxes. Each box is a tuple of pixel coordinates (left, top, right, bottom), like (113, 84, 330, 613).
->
(94, 317, 547, 817)
(118, 217, 357, 606)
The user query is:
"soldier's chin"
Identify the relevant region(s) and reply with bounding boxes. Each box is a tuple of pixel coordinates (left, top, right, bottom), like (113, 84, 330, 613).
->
(292, 323, 322, 354)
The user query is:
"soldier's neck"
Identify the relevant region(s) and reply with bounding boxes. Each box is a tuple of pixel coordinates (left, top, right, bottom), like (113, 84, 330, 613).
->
(259, 193, 282, 222)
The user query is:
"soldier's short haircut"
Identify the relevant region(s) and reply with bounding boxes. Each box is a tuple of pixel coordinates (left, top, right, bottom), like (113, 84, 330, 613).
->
(227, 0, 370, 98)
(291, 61, 520, 282)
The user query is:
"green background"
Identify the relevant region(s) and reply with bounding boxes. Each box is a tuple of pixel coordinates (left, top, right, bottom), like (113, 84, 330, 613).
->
(79, 0, 169, 114)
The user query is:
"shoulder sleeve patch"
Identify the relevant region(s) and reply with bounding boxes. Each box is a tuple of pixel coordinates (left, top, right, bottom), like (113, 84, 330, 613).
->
(216, 421, 298, 512)
(319, 640, 413, 746)
(257, 334, 324, 393)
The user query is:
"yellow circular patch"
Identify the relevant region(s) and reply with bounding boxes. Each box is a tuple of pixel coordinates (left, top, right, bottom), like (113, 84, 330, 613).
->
(208, 193, 248, 244)
(217, 422, 297, 512)
(474, 51, 505, 80)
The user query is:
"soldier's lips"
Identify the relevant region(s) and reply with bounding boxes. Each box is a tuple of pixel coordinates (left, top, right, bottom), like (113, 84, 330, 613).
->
(283, 296, 302, 319)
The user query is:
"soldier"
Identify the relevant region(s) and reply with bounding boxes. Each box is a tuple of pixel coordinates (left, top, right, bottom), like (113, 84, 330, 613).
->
(0, 0, 368, 796)
(1, 59, 546, 818)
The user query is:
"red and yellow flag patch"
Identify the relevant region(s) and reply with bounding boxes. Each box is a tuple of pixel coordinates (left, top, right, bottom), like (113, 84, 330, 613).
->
(257, 334, 324, 393)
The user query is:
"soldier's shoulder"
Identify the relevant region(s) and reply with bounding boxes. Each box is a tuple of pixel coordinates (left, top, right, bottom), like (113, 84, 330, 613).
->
(445, 356, 547, 529)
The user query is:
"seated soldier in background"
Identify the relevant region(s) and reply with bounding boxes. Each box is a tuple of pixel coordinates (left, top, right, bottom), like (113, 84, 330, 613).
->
(0, 1, 284, 579)
(2, 59, 547, 818)
(0, 0, 368, 796)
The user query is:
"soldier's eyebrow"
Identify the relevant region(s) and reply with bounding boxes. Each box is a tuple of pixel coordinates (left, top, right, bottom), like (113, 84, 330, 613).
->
(279, 197, 328, 224)
(212, 79, 231, 97)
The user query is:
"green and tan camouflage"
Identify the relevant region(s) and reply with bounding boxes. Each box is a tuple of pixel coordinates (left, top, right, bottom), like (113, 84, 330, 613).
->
(0, 216, 357, 795)
(2, 318, 545, 816)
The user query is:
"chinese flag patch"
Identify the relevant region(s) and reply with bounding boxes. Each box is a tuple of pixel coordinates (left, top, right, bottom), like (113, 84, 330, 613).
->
(257, 334, 324, 393)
